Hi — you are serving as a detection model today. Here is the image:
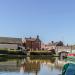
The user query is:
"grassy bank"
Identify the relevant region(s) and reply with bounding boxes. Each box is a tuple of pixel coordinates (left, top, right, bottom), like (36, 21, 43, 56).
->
(0, 49, 57, 57)
(30, 50, 56, 56)
(0, 54, 26, 59)
(0, 49, 26, 55)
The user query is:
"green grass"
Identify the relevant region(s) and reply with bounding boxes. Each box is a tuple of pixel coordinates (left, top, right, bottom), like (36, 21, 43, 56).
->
(0, 48, 8, 50)
(30, 50, 48, 52)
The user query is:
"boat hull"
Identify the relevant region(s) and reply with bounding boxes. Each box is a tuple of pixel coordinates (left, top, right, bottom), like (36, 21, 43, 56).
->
(67, 53, 75, 59)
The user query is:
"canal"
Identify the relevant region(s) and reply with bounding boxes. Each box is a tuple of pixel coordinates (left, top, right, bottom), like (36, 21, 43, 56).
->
(0, 56, 69, 75)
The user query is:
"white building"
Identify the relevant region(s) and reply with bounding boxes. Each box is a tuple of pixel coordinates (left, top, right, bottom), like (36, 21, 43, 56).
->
(0, 37, 22, 50)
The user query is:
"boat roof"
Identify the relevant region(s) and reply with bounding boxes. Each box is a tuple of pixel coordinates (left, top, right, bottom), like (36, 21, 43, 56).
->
(62, 63, 75, 75)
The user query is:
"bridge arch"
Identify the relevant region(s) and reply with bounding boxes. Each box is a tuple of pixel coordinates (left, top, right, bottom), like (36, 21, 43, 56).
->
(58, 51, 69, 57)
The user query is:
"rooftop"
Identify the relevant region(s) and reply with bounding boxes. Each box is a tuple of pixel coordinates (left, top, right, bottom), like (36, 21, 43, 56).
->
(25, 35, 41, 42)
(0, 37, 22, 44)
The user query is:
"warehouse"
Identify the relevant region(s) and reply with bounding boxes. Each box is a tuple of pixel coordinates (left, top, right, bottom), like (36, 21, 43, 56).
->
(0, 37, 22, 50)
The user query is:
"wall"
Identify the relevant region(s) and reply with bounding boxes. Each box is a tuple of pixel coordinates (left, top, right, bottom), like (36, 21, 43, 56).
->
(26, 40, 41, 50)
(0, 44, 18, 50)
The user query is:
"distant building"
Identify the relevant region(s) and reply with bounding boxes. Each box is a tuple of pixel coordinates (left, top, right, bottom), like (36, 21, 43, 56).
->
(0, 37, 22, 49)
(41, 41, 64, 50)
(41, 42, 46, 50)
(45, 44, 56, 50)
(23, 36, 41, 50)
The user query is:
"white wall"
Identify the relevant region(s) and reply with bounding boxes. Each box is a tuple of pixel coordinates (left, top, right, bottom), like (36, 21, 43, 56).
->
(0, 44, 18, 49)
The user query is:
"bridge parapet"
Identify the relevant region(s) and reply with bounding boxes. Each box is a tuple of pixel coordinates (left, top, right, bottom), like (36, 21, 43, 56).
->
(55, 46, 71, 54)
(57, 49, 71, 52)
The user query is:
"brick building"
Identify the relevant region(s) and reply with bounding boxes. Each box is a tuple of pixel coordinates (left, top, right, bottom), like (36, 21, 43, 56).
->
(23, 36, 41, 50)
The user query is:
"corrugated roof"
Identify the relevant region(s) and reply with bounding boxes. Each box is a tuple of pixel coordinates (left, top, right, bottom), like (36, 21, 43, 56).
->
(0, 37, 22, 44)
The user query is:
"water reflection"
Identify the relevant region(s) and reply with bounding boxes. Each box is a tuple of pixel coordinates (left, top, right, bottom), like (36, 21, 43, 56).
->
(0, 56, 68, 75)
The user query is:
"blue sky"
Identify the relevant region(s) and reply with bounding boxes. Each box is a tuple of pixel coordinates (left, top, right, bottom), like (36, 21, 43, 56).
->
(0, 0, 75, 44)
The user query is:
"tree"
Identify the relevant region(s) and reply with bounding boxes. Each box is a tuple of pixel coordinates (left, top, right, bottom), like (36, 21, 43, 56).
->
(50, 49, 56, 54)
(56, 41, 64, 46)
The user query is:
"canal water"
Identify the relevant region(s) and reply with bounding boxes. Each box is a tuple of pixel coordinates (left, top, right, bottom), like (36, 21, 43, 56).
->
(0, 57, 68, 75)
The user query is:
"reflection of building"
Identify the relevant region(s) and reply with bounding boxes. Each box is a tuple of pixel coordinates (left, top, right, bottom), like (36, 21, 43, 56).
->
(0, 37, 22, 49)
(0, 57, 67, 74)
(0, 60, 20, 71)
(20, 62, 40, 74)
(23, 35, 41, 50)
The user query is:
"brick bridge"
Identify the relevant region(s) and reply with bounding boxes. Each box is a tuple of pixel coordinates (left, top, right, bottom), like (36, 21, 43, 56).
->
(55, 46, 75, 56)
